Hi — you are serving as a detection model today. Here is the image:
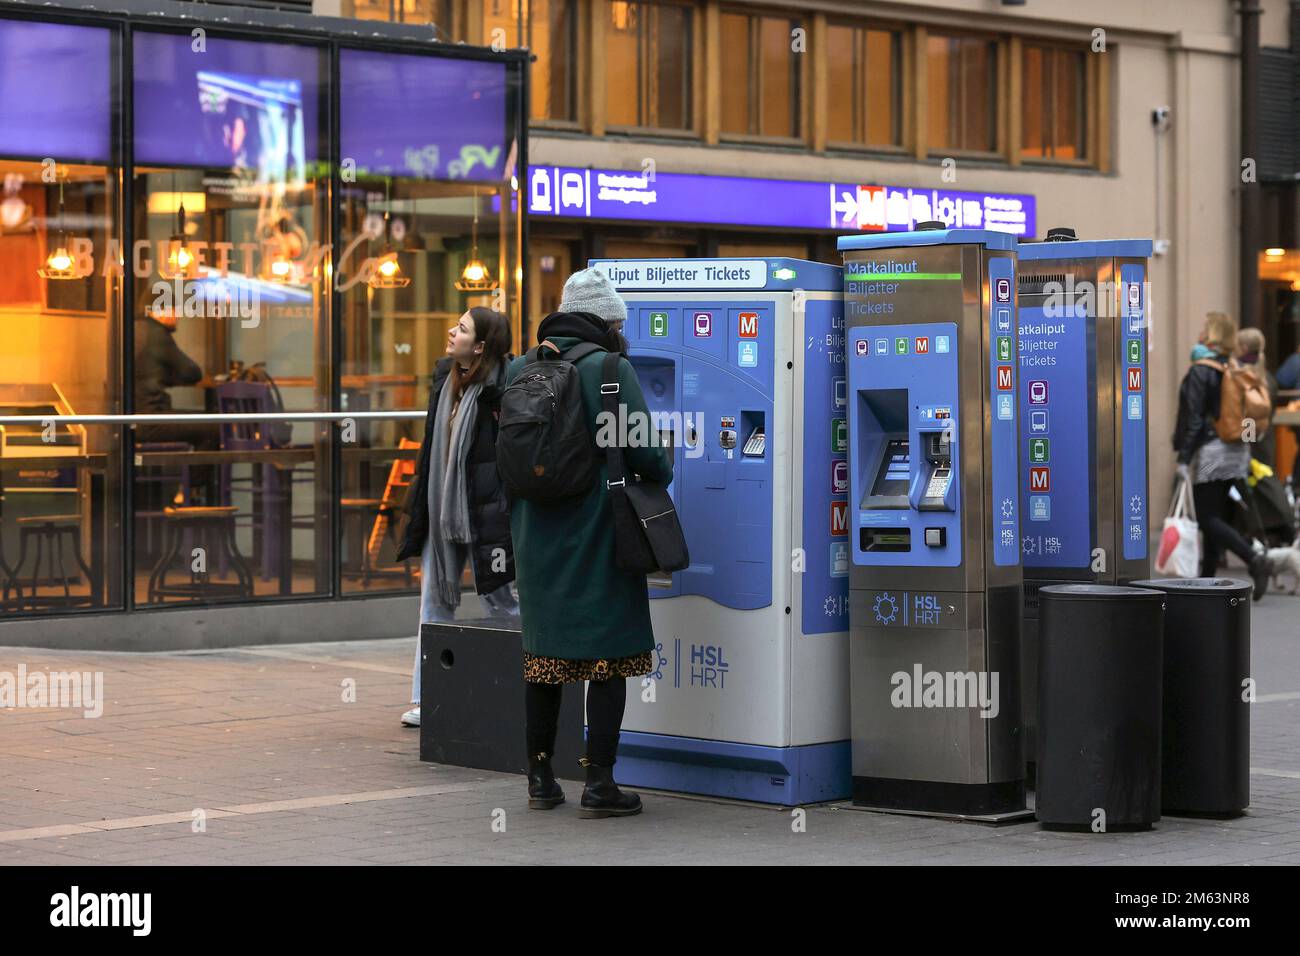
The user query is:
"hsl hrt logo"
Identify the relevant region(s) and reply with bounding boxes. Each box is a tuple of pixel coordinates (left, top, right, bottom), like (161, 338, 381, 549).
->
(690, 643, 729, 688)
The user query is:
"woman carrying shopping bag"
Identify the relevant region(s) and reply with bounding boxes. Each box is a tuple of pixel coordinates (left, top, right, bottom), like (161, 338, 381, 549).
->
(1171, 311, 1270, 598)
(1156, 475, 1201, 579)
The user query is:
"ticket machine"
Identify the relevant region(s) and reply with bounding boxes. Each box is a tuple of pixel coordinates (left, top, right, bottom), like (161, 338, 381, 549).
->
(839, 229, 1027, 819)
(1015, 231, 1153, 767)
(589, 257, 850, 805)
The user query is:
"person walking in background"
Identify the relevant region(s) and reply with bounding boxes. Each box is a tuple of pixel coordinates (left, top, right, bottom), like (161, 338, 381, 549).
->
(1172, 312, 1271, 598)
(506, 269, 673, 818)
(1234, 328, 1279, 468)
(395, 307, 516, 728)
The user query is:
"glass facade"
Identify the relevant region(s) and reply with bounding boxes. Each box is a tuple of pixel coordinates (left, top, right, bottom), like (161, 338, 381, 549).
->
(0, 19, 122, 613)
(0, 10, 525, 620)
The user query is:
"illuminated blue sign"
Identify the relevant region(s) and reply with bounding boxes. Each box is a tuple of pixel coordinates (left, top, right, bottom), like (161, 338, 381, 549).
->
(525, 165, 1036, 236)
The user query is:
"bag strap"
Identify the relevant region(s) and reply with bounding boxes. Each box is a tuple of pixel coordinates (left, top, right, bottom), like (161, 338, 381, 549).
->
(598, 351, 628, 494)
(526, 340, 604, 366)
(563, 342, 604, 365)
(1172, 474, 1197, 522)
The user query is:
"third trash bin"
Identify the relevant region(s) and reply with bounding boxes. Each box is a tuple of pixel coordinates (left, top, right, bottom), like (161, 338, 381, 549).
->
(1036, 584, 1165, 830)
(1132, 577, 1251, 817)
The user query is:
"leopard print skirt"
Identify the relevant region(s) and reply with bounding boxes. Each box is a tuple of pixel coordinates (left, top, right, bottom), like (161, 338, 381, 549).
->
(523, 651, 654, 684)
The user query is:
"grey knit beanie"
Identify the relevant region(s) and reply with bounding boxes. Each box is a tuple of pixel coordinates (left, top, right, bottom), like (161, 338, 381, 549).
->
(558, 267, 628, 326)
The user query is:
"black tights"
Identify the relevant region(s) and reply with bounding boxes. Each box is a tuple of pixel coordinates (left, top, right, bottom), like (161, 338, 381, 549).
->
(525, 678, 627, 766)
(1192, 479, 1257, 577)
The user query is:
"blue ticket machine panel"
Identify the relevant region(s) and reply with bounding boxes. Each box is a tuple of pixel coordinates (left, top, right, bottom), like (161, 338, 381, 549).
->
(1015, 236, 1153, 768)
(840, 230, 1025, 819)
(849, 323, 962, 570)
(588, 257, 850, 805)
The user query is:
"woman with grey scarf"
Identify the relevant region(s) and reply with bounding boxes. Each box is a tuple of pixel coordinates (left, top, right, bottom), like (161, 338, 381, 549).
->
(395, 307, 516, 727)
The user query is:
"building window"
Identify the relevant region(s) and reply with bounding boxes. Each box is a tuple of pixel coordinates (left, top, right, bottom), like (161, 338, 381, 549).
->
(351, 0, 462, 37)
(606, 1, 693, 131)
(719, 9, 802, 139)
(1022, 43, 1087, 162)
(477, 1, 577, 123)
(825, 21, 902, 148)
(927, 32, 997, 154)
(528, 0, 579, 123)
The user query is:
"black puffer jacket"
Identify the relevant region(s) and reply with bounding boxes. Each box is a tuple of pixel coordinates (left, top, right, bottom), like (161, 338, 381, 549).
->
(395, 356, 515, 594)
(1172, 360, 1224, 465)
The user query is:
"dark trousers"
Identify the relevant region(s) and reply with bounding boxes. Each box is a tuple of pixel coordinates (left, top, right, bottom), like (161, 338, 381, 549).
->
(1192, 479, 1256, 577)
(525, 678, 627, 765)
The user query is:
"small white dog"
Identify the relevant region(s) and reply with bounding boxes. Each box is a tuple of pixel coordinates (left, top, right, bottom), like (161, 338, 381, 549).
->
(1264, 538, 1300, 595)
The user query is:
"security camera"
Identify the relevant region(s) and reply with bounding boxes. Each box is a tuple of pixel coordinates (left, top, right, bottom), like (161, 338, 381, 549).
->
(1152, 107, 1172, 128)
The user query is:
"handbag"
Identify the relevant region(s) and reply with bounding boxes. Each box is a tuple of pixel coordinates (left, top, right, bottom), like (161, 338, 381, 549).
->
(596, 351, 690, 574)
(1155, 475, 1201, 578)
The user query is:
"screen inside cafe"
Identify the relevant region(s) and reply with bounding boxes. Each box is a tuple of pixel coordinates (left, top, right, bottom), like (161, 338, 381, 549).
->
(0, 14, 522, 619)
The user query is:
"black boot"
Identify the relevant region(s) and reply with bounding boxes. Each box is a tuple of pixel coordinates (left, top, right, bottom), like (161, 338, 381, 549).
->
(527, 753, 565, 810)
(578, 760, 642, 819)
(1249, 554, 1271, 602)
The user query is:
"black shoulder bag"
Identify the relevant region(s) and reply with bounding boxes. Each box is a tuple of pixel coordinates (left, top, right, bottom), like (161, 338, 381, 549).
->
(596, 351, 690, 574)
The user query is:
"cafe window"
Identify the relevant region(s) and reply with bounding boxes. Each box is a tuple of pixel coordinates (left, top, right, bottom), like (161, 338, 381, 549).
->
(337, 47, 520, 596)
(0, 11, 525, 622)
(605, 0, 694, 132)
(0, 17, 123, 615)
(825, 21, 902, 149)
(719, 9, 802, 140)
(927, 32, 998, 154)
(130, 30, 333, 607)
(1021, 43, 1088, 163)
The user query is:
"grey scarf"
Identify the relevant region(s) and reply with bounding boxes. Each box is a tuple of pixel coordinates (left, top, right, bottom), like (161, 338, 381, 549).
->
(426, 368, 482, 608)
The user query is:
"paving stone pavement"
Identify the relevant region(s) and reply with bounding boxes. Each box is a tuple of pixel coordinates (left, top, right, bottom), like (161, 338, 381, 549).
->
(0, 590, 1297, 866)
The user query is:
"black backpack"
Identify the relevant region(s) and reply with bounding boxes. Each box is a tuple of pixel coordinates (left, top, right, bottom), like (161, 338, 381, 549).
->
(496, 340, 604, 502)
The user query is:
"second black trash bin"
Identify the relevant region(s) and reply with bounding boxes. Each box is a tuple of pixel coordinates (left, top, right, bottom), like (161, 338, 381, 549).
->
(1036, 584, 1166, 831)
(1132, 577, 1251, 817)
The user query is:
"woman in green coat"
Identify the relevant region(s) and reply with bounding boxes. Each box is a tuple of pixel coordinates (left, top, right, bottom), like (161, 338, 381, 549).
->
(506, 268, 673, 819)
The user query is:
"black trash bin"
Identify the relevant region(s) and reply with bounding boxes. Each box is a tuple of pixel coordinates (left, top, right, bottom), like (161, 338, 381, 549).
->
(1132, 577, 1251, 817)
(1036, 584, 1165, 830)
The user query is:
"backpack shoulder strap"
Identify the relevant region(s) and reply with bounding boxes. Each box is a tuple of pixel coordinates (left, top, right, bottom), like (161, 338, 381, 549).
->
(598, 351, 627, 491)
(563, 342, 604, 365)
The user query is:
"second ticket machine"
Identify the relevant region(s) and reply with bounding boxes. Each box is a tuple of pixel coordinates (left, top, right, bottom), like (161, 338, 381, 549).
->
(840, 228, 1027, 819)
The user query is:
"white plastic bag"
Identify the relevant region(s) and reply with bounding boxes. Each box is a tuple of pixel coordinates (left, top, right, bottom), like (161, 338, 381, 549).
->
(1155, 478, 1200, 578)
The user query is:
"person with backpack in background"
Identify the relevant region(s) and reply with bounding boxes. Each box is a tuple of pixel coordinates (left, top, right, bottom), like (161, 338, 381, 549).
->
(395, 307, 517, 728)
(1173, 311, 1272, 598)
(1234, 328, 1280, 468)
(498, 268, 672, 818)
